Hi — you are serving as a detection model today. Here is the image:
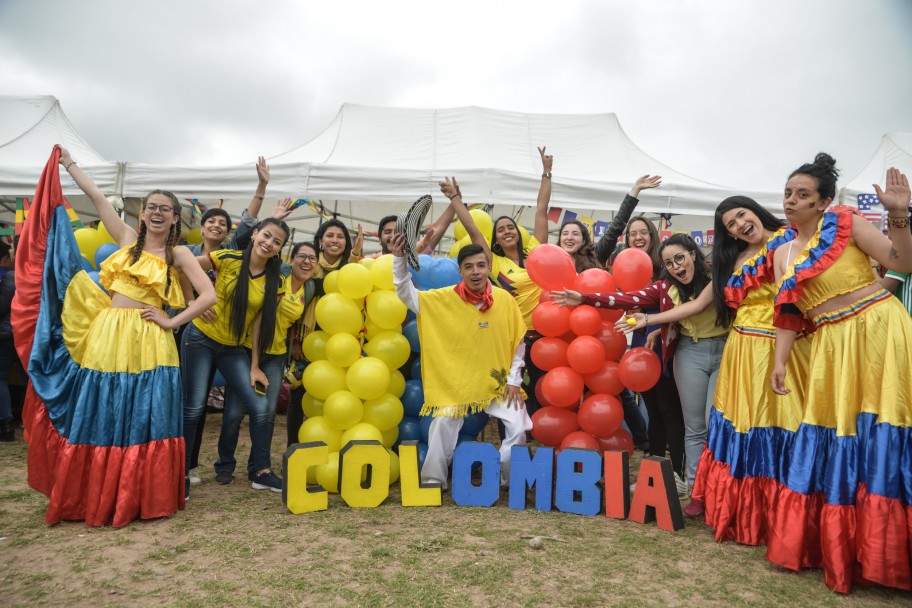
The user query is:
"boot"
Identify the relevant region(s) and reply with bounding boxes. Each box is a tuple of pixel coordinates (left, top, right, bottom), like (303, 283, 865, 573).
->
(0, 418, 14, 441)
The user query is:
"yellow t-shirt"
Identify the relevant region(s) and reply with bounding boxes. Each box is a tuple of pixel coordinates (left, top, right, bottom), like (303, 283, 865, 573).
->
(193, 249, 266, 346)
(669, 285, 728, 339)
(245, 275, 309, 355)
(489, 236, 541, 330)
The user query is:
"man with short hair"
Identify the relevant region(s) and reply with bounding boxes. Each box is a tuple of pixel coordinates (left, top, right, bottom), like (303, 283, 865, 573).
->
(391, 236, 532, 489)
(377, 215, 398, 255)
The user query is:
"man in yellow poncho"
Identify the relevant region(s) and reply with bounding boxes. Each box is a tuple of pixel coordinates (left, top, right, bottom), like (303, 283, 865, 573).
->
(392, 237, 532, 490)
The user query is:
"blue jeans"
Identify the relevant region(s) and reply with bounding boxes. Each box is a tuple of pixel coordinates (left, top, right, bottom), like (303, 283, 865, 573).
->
(673, 334, 727, 487)
(181, 324, 271, 473)
(216, 351, 284, 477)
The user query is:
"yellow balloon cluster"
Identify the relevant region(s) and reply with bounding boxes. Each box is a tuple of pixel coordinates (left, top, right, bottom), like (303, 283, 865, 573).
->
(297, 254, 417, 492)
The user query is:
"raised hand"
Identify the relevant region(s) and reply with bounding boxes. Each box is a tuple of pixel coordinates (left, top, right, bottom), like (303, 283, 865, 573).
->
(873, 167, 911, 214)
(538, 146, 553, 174)
(631, 175, 662, 198)
(271, 197, 293, 221)
(256, 156, 270, 185)
(439, 177, 461, 200)
(389, 233, 407, 257)
(352, 225, 364, 255)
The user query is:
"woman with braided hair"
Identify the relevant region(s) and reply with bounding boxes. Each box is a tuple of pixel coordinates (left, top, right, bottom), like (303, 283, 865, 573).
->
(13, 147, 216, 527)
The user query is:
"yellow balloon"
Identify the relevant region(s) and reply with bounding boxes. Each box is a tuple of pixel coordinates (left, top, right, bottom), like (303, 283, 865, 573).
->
(323, 390, 364, 430)
(316, 293, 364, 336)
(185, 227, 203, 245)
(387, 448, 400, 484)
(74, 228, 104, 267)
(325, 333, 363, 368)
(363, 331, 410, 370)
(302, 330, 329, 362)
(297, 416, 342, 453)
(346, 356, 391, 400)
(340, 422, 384, 449)
(454, 209, 494, 242)
(338, 263, 373, 300)
(300, 392, 324, 418)
(362, 393, 405, 431)
(316, 451, 341, 493)
(387, 370, 406, 398)
(381, 427, 399, 450)
(370, 254, 395, 290)
(97, 221, 116, 244)
(363, 318, 384, 341)
(359, 256, 376, 268)
(323, 270, 340, 294)
(366, 290, 407, 330)
(302, 360, 348, 400)
(448, 234, 471, 259)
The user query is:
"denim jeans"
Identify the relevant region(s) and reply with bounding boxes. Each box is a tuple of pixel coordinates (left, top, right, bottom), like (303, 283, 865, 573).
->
(216, 351, 284, 477)
(673, 334, 727, 487)
(181, 324, 270, 473)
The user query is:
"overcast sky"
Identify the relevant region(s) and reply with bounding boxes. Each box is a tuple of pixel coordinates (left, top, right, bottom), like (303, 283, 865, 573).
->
(2, 0, 910, 193)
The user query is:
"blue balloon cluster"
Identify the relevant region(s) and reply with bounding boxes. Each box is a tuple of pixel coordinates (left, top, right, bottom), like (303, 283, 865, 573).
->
(408, 255, 462, 290)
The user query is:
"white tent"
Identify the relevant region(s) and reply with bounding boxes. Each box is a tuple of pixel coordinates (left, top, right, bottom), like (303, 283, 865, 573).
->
(837, 132, 912, 206)
(0, 95, 122, 224)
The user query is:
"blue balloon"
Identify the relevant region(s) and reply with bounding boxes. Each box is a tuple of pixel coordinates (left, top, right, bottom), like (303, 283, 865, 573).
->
(428, 257, 462, 288)
(405, 308, 417, 321)
(419, 415, 433, 443)
(398, 416, 422, 442)
(401, 379, 424, 417)
(94, 242, 119, 269)
(80, 255, 94, 272)
(86, 270, 107, 293)
(402, 320, 420, 352)
(212, 370, 227, 388)
(461, 411, 490, 437)
(410, 358, 421, 381)
(417, 441, 429, 471)
(408, 254, 436, 287)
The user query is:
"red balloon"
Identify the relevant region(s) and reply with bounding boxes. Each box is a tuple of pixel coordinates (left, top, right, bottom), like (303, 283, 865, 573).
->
(573, 268, 617, 294)
(577, 393, 624, 437)
(618, 347, 662, 392)
(583, 360, 625, 395)
(532, 301, 571, 337)
(531, 407, 579, 447)
(568, 305, 602, 336)
(566, 335, 606, 375)
(540, 366, 585, 408)
(530, 337, 569, 371)
(534, 380, 559, 408)
(612, 248, 654, 292)
(559, 430, 601, 451)
(526, 244, 577, 291)
(598, 307, 624, 323)
(596, 427, 634, 455)
(595, 322, 628, 361)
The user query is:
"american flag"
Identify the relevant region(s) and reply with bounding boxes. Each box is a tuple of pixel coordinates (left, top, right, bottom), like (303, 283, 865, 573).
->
(856, 193, 885, 226)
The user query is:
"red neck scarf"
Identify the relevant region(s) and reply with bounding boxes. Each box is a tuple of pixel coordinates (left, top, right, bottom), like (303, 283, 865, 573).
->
(453, 280, 494, 312)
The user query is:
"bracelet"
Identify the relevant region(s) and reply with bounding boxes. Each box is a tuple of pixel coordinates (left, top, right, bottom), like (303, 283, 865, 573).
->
(64, 161, 77, 171)
(542, 172, 552, 179)
(448, 194, 461, 201)
(253, 194, 265, 201)
(644, 313, 649, 326)
(887, 215, 911, 229)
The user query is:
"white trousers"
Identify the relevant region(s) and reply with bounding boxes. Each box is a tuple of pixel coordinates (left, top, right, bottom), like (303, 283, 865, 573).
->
(420, 398, 534, 489)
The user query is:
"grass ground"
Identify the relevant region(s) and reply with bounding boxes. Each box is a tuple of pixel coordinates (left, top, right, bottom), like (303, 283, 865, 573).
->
(1, 414, 909, 607)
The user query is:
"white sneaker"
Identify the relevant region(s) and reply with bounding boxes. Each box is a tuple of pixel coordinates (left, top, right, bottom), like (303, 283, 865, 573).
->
(674, 473, 689, 498)
(188, 467, 202, 486)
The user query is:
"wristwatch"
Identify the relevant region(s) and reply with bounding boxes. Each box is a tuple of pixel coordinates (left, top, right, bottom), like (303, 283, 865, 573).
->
(542, 172, 552, 179)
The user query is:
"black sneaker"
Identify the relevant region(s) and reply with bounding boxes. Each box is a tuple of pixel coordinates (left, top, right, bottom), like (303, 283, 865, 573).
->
(215, 471, 234, 485)
(184, 476, 190, 502)
(251, 470, 283, 493)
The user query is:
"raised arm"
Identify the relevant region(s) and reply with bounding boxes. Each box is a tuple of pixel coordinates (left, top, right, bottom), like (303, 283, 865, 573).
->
(246, 156, 270, 218)
(534, 146, 553, 244)
(853, 168, 912, 273)
(59, 147, 136, 247)
(594, 175, 662, 265)
(417, 199, 458, 254)
(440, 177, 493, 262)
(390, 233, 420, 313)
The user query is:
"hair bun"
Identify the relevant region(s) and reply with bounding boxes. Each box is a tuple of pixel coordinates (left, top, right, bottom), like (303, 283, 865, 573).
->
(813, 152, 839, 179)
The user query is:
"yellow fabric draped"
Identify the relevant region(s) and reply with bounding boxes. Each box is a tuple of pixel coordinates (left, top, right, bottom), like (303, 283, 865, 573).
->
(99, 247, 184, 309)
(417, 287, 526, 418)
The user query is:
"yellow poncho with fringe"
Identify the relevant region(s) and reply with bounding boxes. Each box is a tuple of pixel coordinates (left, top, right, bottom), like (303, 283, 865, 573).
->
(417, 286, 526, 418)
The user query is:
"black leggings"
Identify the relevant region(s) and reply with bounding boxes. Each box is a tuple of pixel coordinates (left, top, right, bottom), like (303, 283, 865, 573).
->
(639, 374, 686, 478)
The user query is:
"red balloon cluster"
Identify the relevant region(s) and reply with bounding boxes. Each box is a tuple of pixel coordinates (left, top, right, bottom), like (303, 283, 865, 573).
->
(528, 262, 659, 454)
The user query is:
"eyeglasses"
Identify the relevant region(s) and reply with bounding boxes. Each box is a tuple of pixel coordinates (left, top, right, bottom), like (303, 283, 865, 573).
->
(627, 229, 650, 239)
(662, 252, 691, 269)
(294, 254, 318, 263)
(145, 203, 175, 214)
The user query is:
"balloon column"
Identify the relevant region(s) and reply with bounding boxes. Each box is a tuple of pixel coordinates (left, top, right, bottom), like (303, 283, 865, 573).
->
(298, 253, 491, 492)
(525, 250, 662, 454)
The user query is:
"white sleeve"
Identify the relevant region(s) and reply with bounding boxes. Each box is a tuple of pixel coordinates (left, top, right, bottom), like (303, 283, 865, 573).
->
(507, 340, 526, 387)
(393, 255, 420, 314)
